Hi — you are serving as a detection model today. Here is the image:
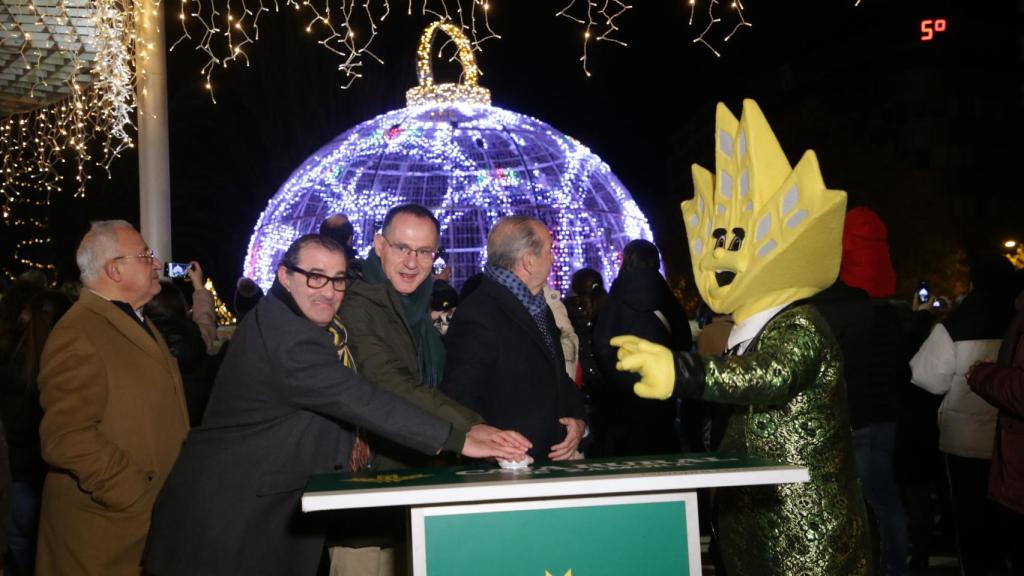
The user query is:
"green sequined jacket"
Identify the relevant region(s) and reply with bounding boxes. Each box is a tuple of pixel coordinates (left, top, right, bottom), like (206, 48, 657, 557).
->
(688, 304, 871, 576)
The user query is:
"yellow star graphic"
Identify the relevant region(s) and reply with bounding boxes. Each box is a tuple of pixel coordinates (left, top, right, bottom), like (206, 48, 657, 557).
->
(347, 473, 432, 484)
(544, 571, 572, 576)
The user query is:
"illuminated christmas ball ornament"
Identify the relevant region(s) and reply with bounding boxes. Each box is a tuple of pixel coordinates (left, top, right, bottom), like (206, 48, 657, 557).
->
(245, 21, 653, 293)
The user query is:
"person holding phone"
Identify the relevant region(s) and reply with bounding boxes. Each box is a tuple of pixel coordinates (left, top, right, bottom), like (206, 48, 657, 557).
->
(184, 261, 218, 354)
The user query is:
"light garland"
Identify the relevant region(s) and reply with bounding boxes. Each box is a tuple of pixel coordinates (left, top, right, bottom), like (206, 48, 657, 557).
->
(0, 0, 138, 276)
(7, 192, 55, 274)
(173, 0, 497, 97)
(244, 22, 654, 294)
(555, 0, 631, 77)
(0, 0, 137, 198)
(688, 0, 750, 58)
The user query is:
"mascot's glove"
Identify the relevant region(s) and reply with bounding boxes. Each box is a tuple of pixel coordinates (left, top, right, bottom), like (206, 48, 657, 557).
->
(610, 335, 707, 401)
(610, 335, 674, 399)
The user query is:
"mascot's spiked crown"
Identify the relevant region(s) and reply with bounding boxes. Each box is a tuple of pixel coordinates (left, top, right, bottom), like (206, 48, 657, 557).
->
(683, 99, 847, 323)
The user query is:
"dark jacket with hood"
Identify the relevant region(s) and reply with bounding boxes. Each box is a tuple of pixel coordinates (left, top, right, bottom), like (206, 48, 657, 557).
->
(591, 268, 692, 456)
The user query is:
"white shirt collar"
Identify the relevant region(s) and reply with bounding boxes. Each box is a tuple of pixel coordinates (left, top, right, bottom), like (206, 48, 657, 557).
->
(727, 304, 787, 355)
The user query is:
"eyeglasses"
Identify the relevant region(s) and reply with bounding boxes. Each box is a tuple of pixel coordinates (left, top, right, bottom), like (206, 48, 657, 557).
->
(284, 263, 351, 292)
(380, 235, 437, 262)
(112, 249, 157, 265)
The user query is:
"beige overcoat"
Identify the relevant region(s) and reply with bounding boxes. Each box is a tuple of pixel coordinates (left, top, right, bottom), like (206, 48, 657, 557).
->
(36, 290, 189, 576)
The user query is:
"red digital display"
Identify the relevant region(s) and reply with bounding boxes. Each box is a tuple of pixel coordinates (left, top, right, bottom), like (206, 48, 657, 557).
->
(920, 18, 947, 42)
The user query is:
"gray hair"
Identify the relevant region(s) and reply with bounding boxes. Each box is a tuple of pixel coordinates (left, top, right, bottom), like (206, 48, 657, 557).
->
(486, 215, 544, 271)
(76, 220, 135, 283)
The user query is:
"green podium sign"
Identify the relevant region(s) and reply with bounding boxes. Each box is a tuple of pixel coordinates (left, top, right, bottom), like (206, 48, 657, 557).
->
(303, 453, 808, 575)
(416, 494, 694, 576)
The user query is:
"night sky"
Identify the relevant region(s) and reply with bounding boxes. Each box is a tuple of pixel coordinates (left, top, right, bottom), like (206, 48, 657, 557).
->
(20, 0, 1023, 305)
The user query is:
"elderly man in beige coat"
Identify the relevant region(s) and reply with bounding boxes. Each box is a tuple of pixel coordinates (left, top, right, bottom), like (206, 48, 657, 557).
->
(36, 220, 189, 575)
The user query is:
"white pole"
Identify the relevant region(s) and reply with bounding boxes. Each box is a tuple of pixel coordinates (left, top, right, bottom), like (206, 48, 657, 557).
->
(135, 0, 172, 261)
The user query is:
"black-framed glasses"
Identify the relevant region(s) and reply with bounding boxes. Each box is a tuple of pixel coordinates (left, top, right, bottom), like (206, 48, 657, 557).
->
(379, 235, 437, 262)
(284, 263, 351, 292)
(112, 249, 157, 265)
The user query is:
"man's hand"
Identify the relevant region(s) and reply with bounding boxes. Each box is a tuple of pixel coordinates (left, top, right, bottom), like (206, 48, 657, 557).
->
(610, 335, 675, 400)
(966, 361, 991, 381)
(548, 417, 585, 460)
(461, 424, 532, 461)
(186, 260, 205, 291)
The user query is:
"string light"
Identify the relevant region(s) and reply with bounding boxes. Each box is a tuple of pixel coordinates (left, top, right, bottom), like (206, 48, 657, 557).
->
(690, 0, 751, 56)
(406, 21, 489, 106)
(244, 22, 653, 294)
(555, 0, 632, 77)
(0, 0, 137, 277)
(173, 0, 498, 96)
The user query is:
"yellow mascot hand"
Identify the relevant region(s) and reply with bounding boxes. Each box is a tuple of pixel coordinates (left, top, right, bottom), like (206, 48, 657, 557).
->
(609, 335, 676, 401)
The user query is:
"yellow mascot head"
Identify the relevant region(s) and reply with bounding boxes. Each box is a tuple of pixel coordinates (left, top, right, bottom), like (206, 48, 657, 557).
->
(682, 99, 846, 323)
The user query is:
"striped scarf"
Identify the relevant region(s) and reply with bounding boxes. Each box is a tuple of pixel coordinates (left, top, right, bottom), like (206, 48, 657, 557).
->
(327, 315, 371, 471)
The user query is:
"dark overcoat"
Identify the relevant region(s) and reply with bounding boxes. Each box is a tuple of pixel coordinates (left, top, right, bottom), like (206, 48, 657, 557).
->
(144, 288, 453, 575)
(441, 276, 585, 462)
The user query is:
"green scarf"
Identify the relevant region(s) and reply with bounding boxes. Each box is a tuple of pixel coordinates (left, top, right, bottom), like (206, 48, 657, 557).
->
(361, 250, 446, 388)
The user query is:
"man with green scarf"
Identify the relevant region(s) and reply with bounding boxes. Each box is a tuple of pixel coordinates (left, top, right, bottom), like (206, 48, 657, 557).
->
(332, 205, 530, 574)
(339, 204, 527, 470)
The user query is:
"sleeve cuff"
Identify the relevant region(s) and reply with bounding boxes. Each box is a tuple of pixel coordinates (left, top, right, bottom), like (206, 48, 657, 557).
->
(674, 351, 707, 399)
(439, 424, 463, 454)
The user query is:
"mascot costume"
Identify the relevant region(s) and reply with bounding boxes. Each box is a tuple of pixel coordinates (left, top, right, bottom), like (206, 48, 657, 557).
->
(612, 99, 870, 575)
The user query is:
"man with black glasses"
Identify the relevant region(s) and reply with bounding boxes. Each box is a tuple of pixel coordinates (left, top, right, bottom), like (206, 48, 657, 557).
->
(144, 234, 529, 576)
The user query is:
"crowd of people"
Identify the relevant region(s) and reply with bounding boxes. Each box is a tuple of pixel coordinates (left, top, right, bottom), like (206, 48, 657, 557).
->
(0, 201, 1021, 575)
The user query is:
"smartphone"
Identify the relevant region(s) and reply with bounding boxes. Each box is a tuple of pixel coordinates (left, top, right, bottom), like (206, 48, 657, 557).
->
(432, 256, 447, 276)
(165, 262, 192, 278)
(916, 280, 930, 304)
(433, 247, 448, 276)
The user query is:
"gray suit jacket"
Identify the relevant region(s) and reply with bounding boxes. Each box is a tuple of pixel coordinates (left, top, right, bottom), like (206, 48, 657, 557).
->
(145, 287, 453, 576)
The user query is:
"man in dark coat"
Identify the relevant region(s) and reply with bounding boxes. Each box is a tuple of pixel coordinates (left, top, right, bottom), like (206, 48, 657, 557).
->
(144, 235, 528, 576)
(441, 216, 587, 462)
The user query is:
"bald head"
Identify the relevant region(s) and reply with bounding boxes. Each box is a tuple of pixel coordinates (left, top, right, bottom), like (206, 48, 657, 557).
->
(487, 216, 554, 294)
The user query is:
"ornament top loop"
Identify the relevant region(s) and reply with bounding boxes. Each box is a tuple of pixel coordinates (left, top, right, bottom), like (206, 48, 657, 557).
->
(406, 21, 491, 106)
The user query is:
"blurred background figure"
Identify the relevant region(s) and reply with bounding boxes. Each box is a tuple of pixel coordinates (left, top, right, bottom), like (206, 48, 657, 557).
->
(694, 301, 732, 358)
(814, 206, 908, 576)
(14, 270, 48, 289)
(57, 280, 81, 303)
(564, 268, 608, 456)
(1, 284, 71, 576)
(430, 279, 458, 337)
(911, 254, 1016, 575)
(233, 277, 264, 323)
(593, 239, 692, 456)
(965, 269, 1024, 576)
(320, 213, 362, 279)
(145, 269, 220, 427)
(545, 284, 579, 382)
(184, 261, 218, 354)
